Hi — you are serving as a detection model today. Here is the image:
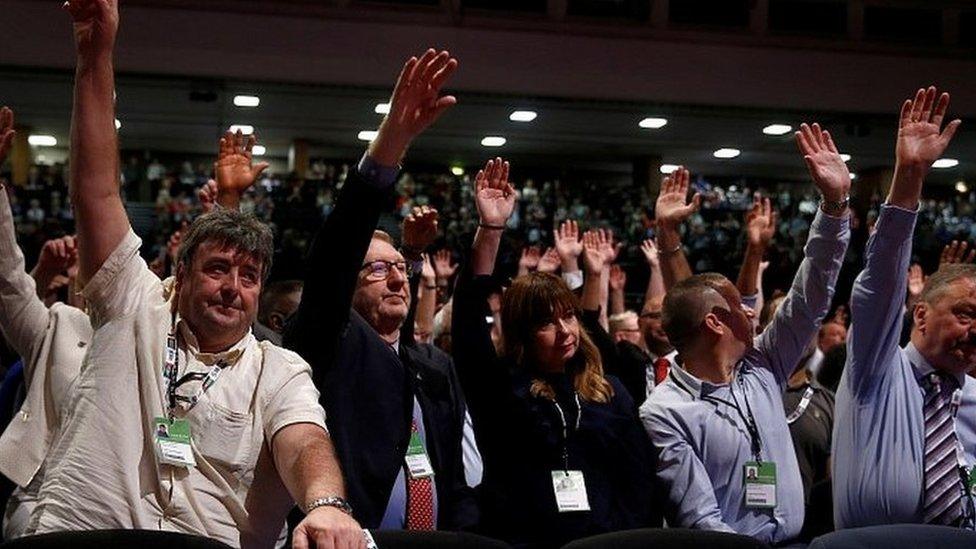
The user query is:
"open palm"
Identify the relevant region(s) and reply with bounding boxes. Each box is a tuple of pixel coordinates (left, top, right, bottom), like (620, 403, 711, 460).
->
(214, 131, 269, 195)
(655, 167, 700, 228)
(795, 123, 850, 200)
(475, 157, 517, 226)
(896, 87, 960, 169)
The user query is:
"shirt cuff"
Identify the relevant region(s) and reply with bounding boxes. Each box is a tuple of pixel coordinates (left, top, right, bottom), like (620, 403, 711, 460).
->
(357, 153, 400, 190)
(741, 293, 759, 311)
(810, 207, 851, 234)
(875, 203, 919, 238)
(562, 270, 584, 291)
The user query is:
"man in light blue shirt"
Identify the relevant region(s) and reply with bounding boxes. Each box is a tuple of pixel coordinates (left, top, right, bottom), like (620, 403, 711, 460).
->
(640, 122, 851, 545)
(833, 86, 972, 529)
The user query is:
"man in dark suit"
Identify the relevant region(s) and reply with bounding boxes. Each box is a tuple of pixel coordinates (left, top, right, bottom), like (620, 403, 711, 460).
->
(283, 49, 477, 531)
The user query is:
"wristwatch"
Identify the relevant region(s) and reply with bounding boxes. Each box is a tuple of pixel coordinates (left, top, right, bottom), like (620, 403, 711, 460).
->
(304, 496, 354, 516)
(819, 195, 850, 215)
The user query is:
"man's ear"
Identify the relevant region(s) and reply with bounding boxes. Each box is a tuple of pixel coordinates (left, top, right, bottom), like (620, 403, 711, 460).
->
(702, 312, 725, 337)
(269, 312, 285, 333)
(913, 301, 928, 334)
(174, 261, 186, 293)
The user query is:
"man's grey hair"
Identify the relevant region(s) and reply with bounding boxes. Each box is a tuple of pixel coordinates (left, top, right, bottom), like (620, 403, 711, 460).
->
(177, 209, 274, 282)
(662, 273, 731, 352)
(920, 264, 976, 306)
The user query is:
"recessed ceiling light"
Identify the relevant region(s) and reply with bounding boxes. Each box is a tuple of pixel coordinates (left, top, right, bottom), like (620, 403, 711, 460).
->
(252, 145, 266, 156)
(115, 119, 122, 130)
(375, 103, 390, 115)
(233, 95, 260, 108)
(481, 136, 506, 147)
(510, 110, 537, 122)
(358, 130, 378, 142)
(956, 181, 969, 193)
(28, 135, 57, 147)
(933, 158, 959, 169)
(229, 125, 254, 135)
(450, 166, 465, 176)
(840, 154, 851, 162)
(762, 124, 792, 136)
(639, 117, 668, 129)
(849, 173, 857, 180)
(713, 148, 741, 159)
(660, 164, 679, 174)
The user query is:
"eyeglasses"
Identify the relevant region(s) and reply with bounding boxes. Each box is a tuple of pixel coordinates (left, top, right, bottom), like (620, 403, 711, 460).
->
(360, 259, 411, 281)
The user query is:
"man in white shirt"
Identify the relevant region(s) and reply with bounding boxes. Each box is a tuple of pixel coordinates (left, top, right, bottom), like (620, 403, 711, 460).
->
(28, 1, 364, 547)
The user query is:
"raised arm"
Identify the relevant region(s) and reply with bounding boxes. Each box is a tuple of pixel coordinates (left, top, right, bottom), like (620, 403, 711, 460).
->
(64, 0, 127, 285)
(640, 239, 665, 312)
(754, 122, 851, 386)
(654, 167, 699, 290)
(213, 130, 269, 210)
(847, 87, 960, 394)
(470, 158, 516, 277)
(400, 206, 439, 344)
(609, 264, 626, 316)
(554, 220, 583, 287)
(0, 107, 13, 164)
(283, 49, 458, 374)
(736, 195, 775, 299)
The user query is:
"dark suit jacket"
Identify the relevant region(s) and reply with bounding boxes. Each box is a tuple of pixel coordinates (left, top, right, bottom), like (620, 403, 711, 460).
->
(283, 168, 477, 530)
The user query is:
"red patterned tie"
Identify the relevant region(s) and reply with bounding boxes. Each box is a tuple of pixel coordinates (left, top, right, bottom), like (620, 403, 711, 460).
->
(654, 357, 670, 386)
(405, 419, 435, 530)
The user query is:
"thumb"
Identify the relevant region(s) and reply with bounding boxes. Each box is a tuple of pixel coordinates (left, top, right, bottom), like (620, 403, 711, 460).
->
(253, 162, 270, 180)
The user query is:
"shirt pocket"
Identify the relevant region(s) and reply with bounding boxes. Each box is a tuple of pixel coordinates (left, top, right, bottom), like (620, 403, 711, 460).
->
(193, 401, 257, 481)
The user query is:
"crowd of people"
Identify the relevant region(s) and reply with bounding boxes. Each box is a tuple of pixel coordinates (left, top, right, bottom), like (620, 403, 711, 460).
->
(0, 1, 973, 549)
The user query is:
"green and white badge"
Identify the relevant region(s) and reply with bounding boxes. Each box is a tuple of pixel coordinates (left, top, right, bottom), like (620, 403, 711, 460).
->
(551, 470, 591, 513)
(153, 417, 196, 467)
(405, 431, 434, 479)
(967, 467, 976, 498)
(743, 461, 776, 508)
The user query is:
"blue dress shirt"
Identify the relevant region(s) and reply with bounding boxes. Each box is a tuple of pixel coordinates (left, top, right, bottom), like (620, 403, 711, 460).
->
(833, 204, 976, 529)
(641, 209, 850, 544)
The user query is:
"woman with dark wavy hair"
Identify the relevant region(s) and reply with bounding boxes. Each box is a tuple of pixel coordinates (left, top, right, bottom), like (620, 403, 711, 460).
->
(452, 158, 658, 549)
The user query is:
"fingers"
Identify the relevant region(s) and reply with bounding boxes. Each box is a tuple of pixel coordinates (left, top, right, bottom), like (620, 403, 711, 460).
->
(920, 85, 936, 123)
(429, 58, 459, 95)
(253, 161, 270, 179)
(899, 99, 913, 128)
(823, 130, 838, 154)
(940, 119, 962, 145)
(931, 92, 950, 127)
(910, 87, 926, 122)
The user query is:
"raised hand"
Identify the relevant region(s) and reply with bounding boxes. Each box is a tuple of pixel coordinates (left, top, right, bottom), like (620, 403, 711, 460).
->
(370, 49, 459, 167)
(401, 205, 439, 256)
(432, 249, 457, 280)
(537, 247, 561, 274)
(655, 167, 701, 229)
(940, 240, 976, 266)
(214, 130, 269, 204)
(609, 264, 627, 292)
(640, 239, 660, 267)
(745, 194, 777, 249)
(896, 87, 961, 171)
(36, 235, 78, 276)
(197, 179, 218, 214)
(795, 123, 851, 203)
(554, 220, 583, 264)
(63, 0, 119, 57)
(0, 107, 15, 165)
(519, 246, 541, 274)
(907, 263, 926, 300)
(474, 157, 517, 227)
(581, 231, 605, 275)
(596, 228, 619, 267)
(420, 253, 436, 284)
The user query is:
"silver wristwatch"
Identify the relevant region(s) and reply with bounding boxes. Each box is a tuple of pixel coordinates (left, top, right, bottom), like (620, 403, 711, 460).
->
(819, 195, 850, 215)
(304, 496, 354, 516)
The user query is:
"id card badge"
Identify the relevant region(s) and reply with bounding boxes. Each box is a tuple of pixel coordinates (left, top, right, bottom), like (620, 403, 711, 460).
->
(968, 467, 976, 498)
(743, 461, 776, 508)
(551, 470, 591, 513)
(153, 417, 196, 467)
(404, 431, 434, 479)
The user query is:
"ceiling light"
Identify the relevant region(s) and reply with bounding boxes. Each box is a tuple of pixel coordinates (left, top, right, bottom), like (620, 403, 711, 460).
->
(450, 166, 465, 176)
(115, 119, 122, 130)
(639, 117, 668, 129)
(375, 103, 390, 115)
(840, 154, 851, 162)
(933, 158, 959, 169)
(510, 110, 537, 122)
(660, 164, 679, 174)
(849, 173, 857, 180)
(28, 135, 57, 147)
(762, 124, 792, 136)
(358, 130, 378, 142)
(481, 136, 506, 147)
(713, 148, 740, 159)
(233, 95, 260, 108)
(229, 125, 254, 135)
(252, 145, 266, 156)
(956, 181, 969, 193)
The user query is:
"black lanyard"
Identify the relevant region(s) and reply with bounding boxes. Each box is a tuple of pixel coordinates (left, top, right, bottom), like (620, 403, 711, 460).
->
(163, 314, 227, 419)
(552, 392, 582, 472)
(673, 370, 763, 462)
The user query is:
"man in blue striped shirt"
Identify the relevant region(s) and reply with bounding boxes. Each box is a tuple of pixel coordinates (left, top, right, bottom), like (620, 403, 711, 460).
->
(833, 86, 974, 529)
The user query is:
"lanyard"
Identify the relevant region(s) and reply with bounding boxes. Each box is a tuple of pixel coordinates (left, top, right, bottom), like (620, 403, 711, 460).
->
(163, 315, 227, 419)
(552, 392, 582, 472)
(786, 386, 816, 425)
(674, 370, 763, 462)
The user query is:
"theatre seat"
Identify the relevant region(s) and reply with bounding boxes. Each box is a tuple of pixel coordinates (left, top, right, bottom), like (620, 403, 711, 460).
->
(369, 530, 513, 548)
(0, 530, 233, 549)
(809, 524, 976, 549)
(560, 528, 772, 549)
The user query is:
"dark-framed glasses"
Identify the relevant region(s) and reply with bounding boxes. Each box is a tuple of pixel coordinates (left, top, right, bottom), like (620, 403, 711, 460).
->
(361, 259, 411, 281)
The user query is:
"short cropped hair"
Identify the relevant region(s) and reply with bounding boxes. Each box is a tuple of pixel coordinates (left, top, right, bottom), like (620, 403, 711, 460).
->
(662, 273, 731, 352)
(259, 279, 303, 324)
(177, 209, 274, 282)
(920, 264, 976, 306)
(372, 230, 395, 246)
(608, 311, 639, 335)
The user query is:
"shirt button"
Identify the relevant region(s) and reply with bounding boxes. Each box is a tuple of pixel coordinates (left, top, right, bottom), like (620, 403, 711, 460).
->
(20, 410, 29, 422)
(77, 341, 86, 348)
